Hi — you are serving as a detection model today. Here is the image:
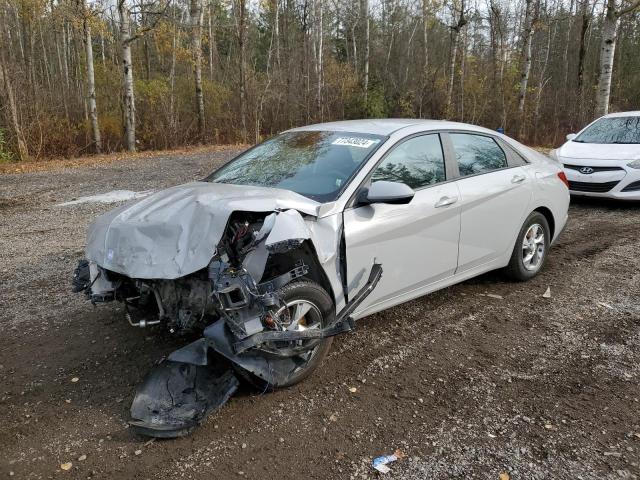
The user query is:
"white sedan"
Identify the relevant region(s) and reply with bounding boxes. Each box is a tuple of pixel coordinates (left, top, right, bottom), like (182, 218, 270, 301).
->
(74, 119, 570, 437)
(550, 111, 640, 199)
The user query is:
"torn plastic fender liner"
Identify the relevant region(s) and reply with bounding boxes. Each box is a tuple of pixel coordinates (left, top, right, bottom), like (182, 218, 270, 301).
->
(129, 359, 239, 438)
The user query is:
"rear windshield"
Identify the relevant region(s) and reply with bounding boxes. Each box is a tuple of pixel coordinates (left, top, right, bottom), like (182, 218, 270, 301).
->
(574, 116, 640, 144)
(205, 131, 386, 202)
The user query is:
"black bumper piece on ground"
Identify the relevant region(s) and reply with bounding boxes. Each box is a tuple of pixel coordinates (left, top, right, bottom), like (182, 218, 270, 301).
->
(128, 263, 382, 438)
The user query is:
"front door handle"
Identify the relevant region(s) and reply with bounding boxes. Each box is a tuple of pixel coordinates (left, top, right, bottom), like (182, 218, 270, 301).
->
(511, 174, 526, 184)
(434, 196, 458, 208)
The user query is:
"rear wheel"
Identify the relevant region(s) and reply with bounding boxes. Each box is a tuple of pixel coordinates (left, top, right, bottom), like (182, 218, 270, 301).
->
(233, 280, 334, 390)
(505, 211, 550, 281)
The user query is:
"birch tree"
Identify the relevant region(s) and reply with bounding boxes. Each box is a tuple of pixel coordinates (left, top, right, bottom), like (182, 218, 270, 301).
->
(517, 0, 539, 139)
(595, 0, 640, 117)
(81, 0, 102, 153)
(189, 0, 205, 137)
(118, 0, 136, 151)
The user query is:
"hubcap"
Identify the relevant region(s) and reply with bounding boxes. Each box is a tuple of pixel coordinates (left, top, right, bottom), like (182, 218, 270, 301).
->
(263, 299, 323, 358)
(522, 223, 545, 271)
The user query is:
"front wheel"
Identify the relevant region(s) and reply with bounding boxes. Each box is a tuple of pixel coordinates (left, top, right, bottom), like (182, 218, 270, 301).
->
(233, 280, 334, 390)
(505, 211, 550, 281)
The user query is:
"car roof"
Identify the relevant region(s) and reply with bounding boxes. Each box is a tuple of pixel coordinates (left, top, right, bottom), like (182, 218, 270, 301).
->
(286, 118, 498, 136)
(603, 111, 640, 118)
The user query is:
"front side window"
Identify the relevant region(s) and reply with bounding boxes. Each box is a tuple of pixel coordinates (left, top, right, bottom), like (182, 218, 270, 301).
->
(371, 134, 446, 189)
(450, 133, 508, 177)
(575, 116, 640, 144)
(206, 131, 386, 202)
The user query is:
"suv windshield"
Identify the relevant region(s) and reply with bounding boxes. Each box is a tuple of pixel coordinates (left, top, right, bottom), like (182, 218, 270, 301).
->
(206, 131, 386, 202)
(574, 116, 640, 144)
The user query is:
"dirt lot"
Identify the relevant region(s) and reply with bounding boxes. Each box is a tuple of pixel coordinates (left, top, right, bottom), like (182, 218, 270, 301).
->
(1, 147, 639, 480)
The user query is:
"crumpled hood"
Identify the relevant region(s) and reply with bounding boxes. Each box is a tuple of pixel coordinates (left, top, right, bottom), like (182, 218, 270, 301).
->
(558, 141, 640, 160)
(85, 182, 320, 279)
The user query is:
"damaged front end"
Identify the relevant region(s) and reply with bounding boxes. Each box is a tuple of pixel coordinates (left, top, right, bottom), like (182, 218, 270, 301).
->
(74, 200, 382, 438)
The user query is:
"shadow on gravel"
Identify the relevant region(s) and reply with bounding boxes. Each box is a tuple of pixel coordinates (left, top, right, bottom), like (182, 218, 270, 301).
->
(570, 195, 640, 210)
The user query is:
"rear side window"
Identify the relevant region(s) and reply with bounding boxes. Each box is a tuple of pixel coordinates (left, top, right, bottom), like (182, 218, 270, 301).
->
(371, 134, 445, 189)
(450, 133, 508, 177)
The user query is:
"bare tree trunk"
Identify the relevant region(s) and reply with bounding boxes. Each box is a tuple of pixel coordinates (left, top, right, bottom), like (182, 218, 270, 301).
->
(169, 10, 178, 139)
(0, 57, 29, 161)
(83, 5, 102, 153)
(208, 1, 215, 80)
(517, 0, 538, 140)
(459, 27, 466, 120)
(118, 0, 136, 152)
(593, 0, 638, 117)
(445, 1, 466, 119)
(420, 0, 429, 116)
(190, 0, 205, 138)
(237, 0, 247, 142)
(362, 0, 369, 107)
(316, 0, 323, 119)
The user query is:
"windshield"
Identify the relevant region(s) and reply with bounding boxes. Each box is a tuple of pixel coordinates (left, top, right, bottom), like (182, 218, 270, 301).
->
(574, 116, 640, 144)
(205, 131, 386, 202)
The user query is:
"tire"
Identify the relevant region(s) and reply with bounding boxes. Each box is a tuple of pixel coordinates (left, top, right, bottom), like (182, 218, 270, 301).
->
(505, 211, 551, 281)
(234, 280, 334, 390)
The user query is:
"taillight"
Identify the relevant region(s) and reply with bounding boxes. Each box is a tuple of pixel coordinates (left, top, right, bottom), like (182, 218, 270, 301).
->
(557, 171, 569, 188)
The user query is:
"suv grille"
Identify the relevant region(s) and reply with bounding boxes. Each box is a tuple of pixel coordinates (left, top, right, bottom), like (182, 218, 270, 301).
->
(568, 180, 619, 193)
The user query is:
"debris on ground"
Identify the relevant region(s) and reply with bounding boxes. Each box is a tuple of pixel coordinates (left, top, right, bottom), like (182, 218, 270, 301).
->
(371, 449, 406, 473)
(60, 462, 72, 471)
(485, 294, 504, 300)
(542, 287, 551, 298)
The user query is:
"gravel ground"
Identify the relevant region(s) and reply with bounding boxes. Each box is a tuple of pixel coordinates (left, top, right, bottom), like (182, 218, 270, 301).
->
(0, 148, 639, 479)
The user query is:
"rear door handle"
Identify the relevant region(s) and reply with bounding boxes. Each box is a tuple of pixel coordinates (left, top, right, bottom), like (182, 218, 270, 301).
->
(511, 174, 526, 184)
(434, 196, 458, 208)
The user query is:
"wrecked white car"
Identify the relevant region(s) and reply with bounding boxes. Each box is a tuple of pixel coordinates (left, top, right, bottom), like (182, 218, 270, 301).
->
(73, 119, 569, 437)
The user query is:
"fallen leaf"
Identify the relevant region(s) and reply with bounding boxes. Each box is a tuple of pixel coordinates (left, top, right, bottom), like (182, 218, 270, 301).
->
(393, 449, 406, 459)
(542, 287, 551, 298)
(134, 449, 142, 456)
(71, 377, 79, 383)
(499, 473, 510, 480)
(60, 462, 72, 471)
(348, 387, 357, 393)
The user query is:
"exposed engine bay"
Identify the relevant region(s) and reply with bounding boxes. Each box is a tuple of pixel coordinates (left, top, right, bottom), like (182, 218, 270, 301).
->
(73, 204, 381, 438)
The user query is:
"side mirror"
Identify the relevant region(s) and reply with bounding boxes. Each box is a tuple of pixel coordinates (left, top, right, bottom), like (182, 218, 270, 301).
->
(566, 133, 577, 141)
(359, 181, 415, 206)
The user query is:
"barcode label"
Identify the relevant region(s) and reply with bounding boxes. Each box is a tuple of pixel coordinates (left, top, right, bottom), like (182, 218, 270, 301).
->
(332, 137, 380, 148)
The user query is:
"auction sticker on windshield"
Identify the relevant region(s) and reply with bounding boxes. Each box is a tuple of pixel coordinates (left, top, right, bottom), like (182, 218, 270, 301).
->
(332, 137, 380, 148)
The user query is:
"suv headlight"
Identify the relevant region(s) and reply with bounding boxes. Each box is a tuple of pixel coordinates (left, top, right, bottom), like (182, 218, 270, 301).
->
(627, 159, 640, 169)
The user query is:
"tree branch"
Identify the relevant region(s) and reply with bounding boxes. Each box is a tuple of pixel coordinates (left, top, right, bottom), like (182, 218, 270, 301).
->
(618, 0, 640, 16)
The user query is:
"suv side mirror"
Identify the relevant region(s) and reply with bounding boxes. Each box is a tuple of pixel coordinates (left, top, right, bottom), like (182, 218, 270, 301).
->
(566, 133, 577, 141)
(358, 181, 415, 206)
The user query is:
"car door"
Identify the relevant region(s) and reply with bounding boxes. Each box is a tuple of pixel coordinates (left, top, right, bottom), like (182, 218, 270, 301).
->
(343, 133, 461, 316)
(444, 132, 533, 273)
